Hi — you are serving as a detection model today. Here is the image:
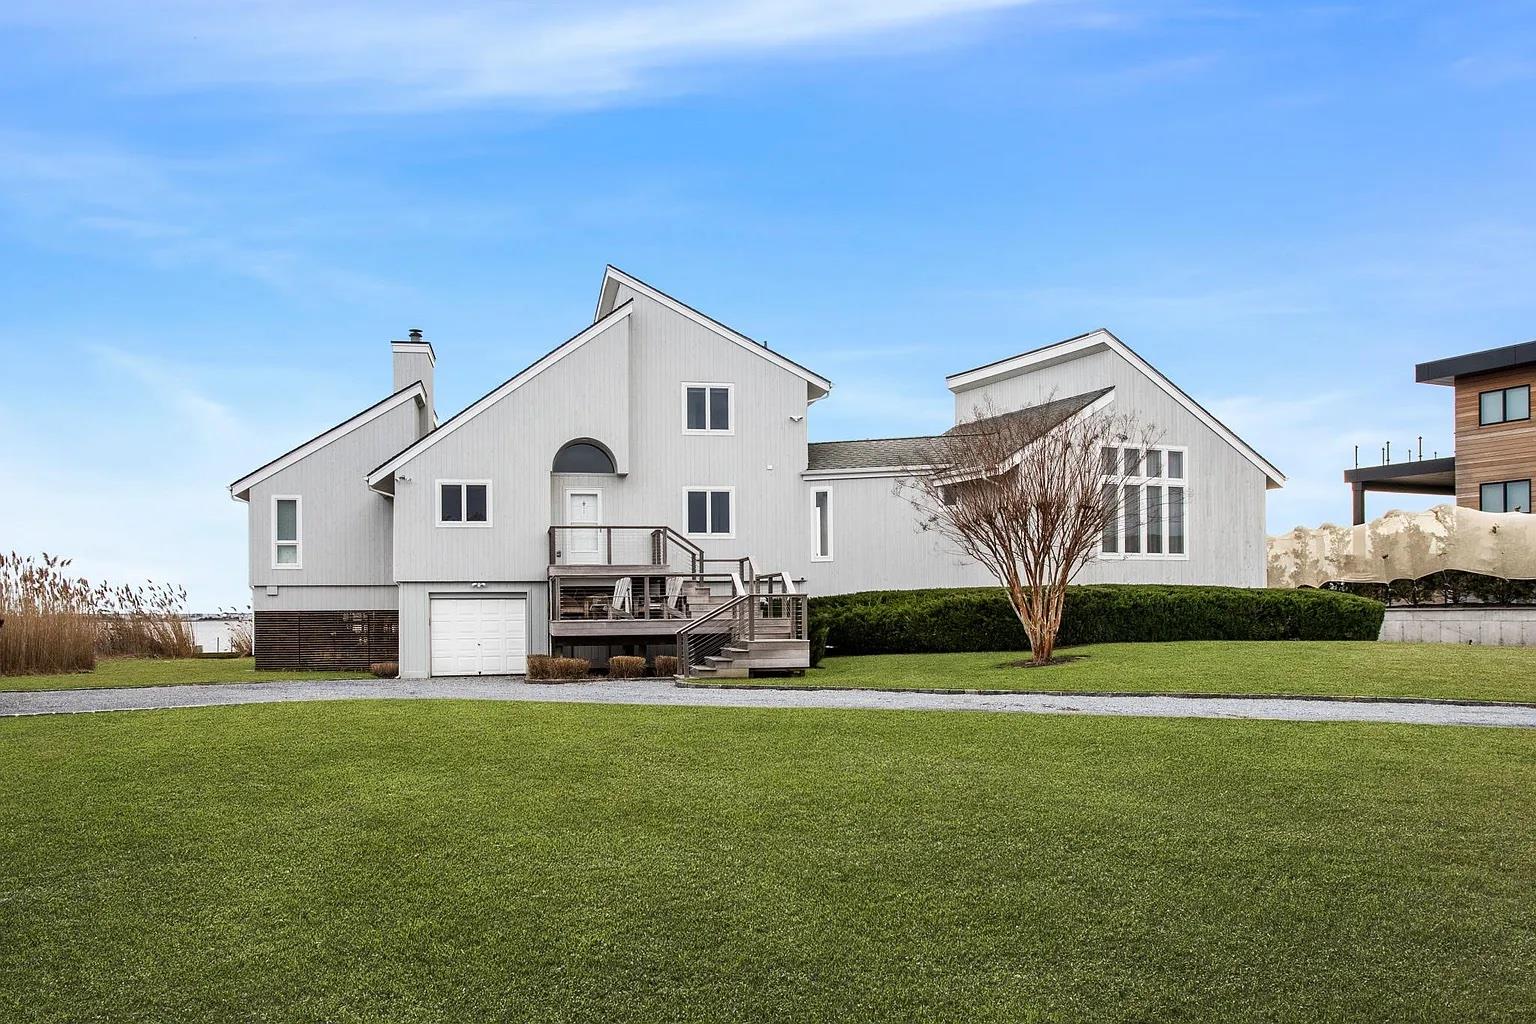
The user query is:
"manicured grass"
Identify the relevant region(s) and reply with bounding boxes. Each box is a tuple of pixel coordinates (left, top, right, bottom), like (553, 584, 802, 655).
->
(0, 656, 370, 692)
(2, 702, 1534, 1022)
(783, 642, 1536, 704)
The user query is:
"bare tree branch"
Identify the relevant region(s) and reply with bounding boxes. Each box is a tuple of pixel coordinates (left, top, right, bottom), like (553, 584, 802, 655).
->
(900, 395, 1159, 664)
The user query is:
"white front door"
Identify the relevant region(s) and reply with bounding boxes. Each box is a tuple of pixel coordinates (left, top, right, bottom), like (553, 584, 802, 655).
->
(429, 596, 528, 676)
(566, 490, 603, 564)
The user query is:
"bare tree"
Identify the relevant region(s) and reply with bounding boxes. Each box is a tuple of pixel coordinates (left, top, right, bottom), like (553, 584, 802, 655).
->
(903, 397, 1157, 665)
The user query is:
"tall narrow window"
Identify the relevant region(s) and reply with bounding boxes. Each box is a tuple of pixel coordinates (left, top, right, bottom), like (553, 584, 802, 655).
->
(1099, 483, 1119, 554)
(438, 481, 491, 526)
(812, 489, 833, 561)
(683, 384, 733, 433)
(1122, 484, 1142, 554)
(273, 496, 301, 568)
(686, 488, 734, 536)
(1168, 486, 1186, 555)
(1146, 485, 1164, 554)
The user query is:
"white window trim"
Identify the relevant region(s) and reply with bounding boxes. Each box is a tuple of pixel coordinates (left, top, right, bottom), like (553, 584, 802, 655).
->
(271, 494, 302, 570)
(684, 486, 736, 539)
(681, 382, 735, 436)
(1098, 445, 1189, 562)
(436, 479, 494, 528)
(812, 487, 834, 562)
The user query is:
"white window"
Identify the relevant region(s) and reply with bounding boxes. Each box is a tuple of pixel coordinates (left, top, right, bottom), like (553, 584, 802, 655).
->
(812, 488, 833, 561)
(438, 481, 491, 527)
(682, 383, 733, 434)
(685, 488, 734, 537)
(272, 495, 301, 569)
(1099, 446, 1186, 559)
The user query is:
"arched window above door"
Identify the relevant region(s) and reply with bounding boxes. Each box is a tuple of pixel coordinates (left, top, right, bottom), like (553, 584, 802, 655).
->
(553, 440, 616, 474)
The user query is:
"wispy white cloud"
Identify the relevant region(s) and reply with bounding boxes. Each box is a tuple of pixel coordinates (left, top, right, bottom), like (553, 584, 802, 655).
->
(4, 0, 1047, 109)
(0, 131, 399, 299)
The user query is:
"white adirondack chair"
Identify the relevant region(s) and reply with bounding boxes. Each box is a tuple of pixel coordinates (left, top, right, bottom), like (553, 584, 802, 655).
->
(606, 577, 633, 619)
(662, 575, 689, 619)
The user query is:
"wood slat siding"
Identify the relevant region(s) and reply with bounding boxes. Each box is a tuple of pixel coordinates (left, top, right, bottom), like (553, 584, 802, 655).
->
(1454, 367, 1536, 508)
(254, 610, 399, 670)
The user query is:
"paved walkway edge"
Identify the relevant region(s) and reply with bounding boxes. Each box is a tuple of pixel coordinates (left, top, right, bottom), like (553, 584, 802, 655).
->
(2, 677, 1535, 728)
(674, 680, 1536, 709)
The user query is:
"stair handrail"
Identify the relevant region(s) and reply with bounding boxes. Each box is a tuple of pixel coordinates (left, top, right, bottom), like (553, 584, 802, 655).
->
(675, 590, 751, 677)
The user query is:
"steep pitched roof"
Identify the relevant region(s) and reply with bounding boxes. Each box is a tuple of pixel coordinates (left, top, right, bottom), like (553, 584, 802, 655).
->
(943, 388, 1113, 437)
(595, 265, 832, 400)
(229, 381, 427, 502)
(367, 301, 634, 489)
(806, 388, 1116, 475)
(946, 329, 1285, 487)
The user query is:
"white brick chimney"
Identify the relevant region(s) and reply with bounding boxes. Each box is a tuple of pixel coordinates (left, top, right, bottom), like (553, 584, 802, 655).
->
(392, 328, 436, 436)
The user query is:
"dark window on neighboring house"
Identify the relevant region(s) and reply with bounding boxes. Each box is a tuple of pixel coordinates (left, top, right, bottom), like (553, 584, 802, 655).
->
(1480, 479, 1532, 514)
(1478, 385, 1530, 425)
(552, 441, 616, 474)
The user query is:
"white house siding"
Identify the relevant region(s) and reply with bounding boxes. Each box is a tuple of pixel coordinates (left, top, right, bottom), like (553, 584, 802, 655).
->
(950, 348, 1268, 587)
(397, 581, 549, 679)
(251, 585, 399, 611)
(246, 397, 420, 608)
(389, 292, 814, 583)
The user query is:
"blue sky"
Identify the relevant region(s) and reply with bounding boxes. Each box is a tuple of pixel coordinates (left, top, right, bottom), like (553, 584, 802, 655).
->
(2, 1, 1534, 609)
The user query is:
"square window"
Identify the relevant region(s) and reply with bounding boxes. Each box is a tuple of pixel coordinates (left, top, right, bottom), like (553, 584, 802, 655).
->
(686, 489, 732, 535)
(275, 544, 298, 565)
(439, 482, 491, 526)
(683, 384, 732, 432)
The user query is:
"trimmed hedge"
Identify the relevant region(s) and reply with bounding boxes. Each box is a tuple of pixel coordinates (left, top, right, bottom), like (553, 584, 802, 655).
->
(810, 585, 1385, 656)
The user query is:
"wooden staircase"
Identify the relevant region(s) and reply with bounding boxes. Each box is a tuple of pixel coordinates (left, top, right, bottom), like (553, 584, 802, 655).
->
(686, 639, 810, 678)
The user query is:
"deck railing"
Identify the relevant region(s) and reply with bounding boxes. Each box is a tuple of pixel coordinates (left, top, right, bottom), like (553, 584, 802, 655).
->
(675, 588, 807, 676)
(547, 525, 704, 574)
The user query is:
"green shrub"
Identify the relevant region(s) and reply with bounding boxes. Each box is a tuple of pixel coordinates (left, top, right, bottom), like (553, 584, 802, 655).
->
(608, 655, 646, 679)
(810, 585, 1385, 656)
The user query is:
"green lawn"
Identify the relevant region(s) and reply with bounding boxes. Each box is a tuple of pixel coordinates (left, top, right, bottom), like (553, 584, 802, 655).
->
(0, 656, 370, 692)
(774, 642, 1536, 704)
(2, 702, 1533, 1023)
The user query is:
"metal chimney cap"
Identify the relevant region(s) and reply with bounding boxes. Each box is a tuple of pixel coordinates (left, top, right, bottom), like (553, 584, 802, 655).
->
(408, 327, 423, 341)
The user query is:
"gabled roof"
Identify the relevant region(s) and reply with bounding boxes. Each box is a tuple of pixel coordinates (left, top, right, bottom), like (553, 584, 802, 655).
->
(595, 265, 832, 401)
(805, 388, 1115, 476)
(229, 381, 427, 502)
(366, 301, 635, 490)
(946, 329, 1285, 488)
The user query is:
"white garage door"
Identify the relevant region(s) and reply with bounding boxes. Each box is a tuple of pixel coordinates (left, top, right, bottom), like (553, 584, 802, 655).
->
(429, 597, 528, 676)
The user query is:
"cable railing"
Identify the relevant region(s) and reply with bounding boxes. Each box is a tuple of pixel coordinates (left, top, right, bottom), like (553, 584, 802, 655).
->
(547, 525, 704, 573)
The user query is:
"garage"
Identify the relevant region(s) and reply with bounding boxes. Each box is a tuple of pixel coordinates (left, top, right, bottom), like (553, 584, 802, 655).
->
(429, 596, 527, 676)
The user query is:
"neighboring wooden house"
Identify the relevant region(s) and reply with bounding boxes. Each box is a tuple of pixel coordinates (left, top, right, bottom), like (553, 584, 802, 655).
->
(1344, 342, 1535, 523)
(231, 268, 1283, 678)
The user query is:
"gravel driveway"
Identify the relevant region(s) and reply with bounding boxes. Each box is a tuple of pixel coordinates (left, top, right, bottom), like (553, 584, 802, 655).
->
(3, 677, 1533, 728)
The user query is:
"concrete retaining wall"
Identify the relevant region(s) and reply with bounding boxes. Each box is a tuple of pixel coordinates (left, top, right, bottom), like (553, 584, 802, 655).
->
(1380, 607, 1536, 646)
